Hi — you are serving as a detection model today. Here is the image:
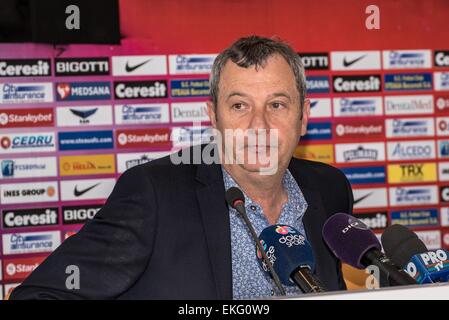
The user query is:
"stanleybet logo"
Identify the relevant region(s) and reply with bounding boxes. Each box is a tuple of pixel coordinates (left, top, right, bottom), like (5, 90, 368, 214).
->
(275, 225, 296, 235)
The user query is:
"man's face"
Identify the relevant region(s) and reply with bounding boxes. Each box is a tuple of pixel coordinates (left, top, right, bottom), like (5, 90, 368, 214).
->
(207, 54, 310, 174)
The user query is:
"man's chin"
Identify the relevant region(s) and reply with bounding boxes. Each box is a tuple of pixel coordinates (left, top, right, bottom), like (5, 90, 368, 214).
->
(237, 163, 280, 176)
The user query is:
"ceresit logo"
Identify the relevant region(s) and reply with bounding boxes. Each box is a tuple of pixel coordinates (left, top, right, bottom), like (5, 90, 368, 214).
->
(387, 163, 437, 184)
(383, 50, 432, 69)
(389, 185, 438, 207)
(2, 231, 61, 255)
(115, 103, 169, 124)
(434, 72, 449, 91)
(169, 54, 216, 75)
(333, 97, 382, 117)
(385, 118, 434, 138)
(56, 105, 113, 126)
(1, 156, 57, 179)
(0, 82, 53, 103)
(275, 225, 296, 235)
(0, 181, 58, 205)
(0, 59, 51, 77)
(59, 154, 116, 176)
(335, 142, 385, 163)
(294, 144, 334, 163)
(331, 51, 381, 71)
(387, 140, 436, 161)
(0, 108, 54, 128)
(56, 81, 111, 101)
(332, 75, 381, 93)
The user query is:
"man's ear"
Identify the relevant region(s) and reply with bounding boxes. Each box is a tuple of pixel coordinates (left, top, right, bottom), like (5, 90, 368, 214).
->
(300, 99, 310, 136)
(207, 100, 218, 128)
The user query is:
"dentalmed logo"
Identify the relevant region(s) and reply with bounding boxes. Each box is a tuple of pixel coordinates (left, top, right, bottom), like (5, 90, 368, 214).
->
(383, 50, 432, 69)
(2, 231, 61, 255)
(0, 82, 53, 103)
(0, 132, 55, 154)
(384, 95, 434, 115)
(333, 97, 382, 117)
(171, 102, 210, 123)
(169, 54, 216, 75)
(115, 103, 169, 124)
(56, 82, 111, 101)
(389, 185, 438, 207)
(385, 118, 434, 138)
(335, 142, 385, 163)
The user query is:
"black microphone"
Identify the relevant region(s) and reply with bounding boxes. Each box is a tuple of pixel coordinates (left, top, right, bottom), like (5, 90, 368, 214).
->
(225, 187, 286, 296)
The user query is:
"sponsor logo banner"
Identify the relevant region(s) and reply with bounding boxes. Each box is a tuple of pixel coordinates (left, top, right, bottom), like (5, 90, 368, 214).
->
(387, 140, 436, 161)
(171, 126, 214, 148)
(114, 80, 168, 99)
(0, 181, 58, 205)
(116, 151, 171, 173)
(383, 50, 432, 69)
(440, 185, 449, 203)
(62, 205, 102, 224)
(333, 97, 383, 117)
(59, 154, 115, 176)
(439, 162, 449, 181)
(170, 102, 209, 123)
(353, 188, 388, 209)
(170, 79, 209, 98)
(0, 108, 53, 128)
(389, 185, 438, 207)
(2, 256, 47, 281)
(438, 140, 449, 158)
(434, 72, 449, 91)
(294, 144, 334, 163)
(333, 75, 381, 93)
(0, 132, 56, 154)
(2, 230, 61, 255)
(302, 122, 332, 141)
(335, 142, 385, 163)
(331, 51, 381, 71)
(56, 81, 111, 101)
(2, 207, 58, 228)
(60, 178, 115, 201)
(309, 98, 332, 118)
(435, 94, 449, 113)
(0, 59, 51, 77)
(333, 119, 384, 139)
(385, 117, 434, 138)
(116, 128, 171, 149)
(306, 76, 330, 94)
(340, 166, 386, 184)
(437, 117, 449, 136)
(115, 103, 169, 124)
(169, 54, 216, 75)
(415, 230, 442, 250)
(1, 156, 57, 179)
(391, 208, 439, 228)
(435, 51, 449, 68)
(384, 95, 434, 115)
(354, 211, 388, 230)
(384, 73, 433, 91)
(56, 105, 113, 126)
(298, 52, 329, 70)
(0, 82, 53, 104)
(3, 283, 20, 300)
(58, 130, 114, 151)
(55, 57, 109, 76)
(387, 163, 437, 184)
(441, 207, 449, 227)
(112, 55, 167, 76)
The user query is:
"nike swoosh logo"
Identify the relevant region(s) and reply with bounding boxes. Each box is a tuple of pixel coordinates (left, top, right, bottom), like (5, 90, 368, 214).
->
(343, 55, 366, 67)
(354, 192, 373, 205)
(74, 183, 101, 197)
(125, 59, 152, 73)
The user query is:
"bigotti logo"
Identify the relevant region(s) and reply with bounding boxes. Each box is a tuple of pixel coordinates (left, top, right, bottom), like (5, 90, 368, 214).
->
(0, 181, 58, 205)
(55, 57, 109, 76)
(171, 102, 209, 123)
(0, 82, 53, 104)
(384, 95, 434, 115)
(383, 50, 432, 69)
(332, 75, 381, 93)
(334, 119, 384, 139)
(169, 54, 216, 75)
(56, 82, 111, 101)
(0, 132, 55, 154)
(2, 231, 61, 255)
(116, 128, 171, 148)
(3, 256, 47, 281)
(62, 205, 102, 224)
(114, 80, 168, 99)
(2, 207, 58, 228)
(387, 140, 435, 161)
(115, 104, 169, 124)
(298, 52, 329, 70)
(434, 72, 449, 91)
(386, 118, 434, 138)
(306, 76, 330, 94)
(333, 97, 383, 116)
(1, 156, 57, 179)
(435, 51, 449, 67)
(275, 225, 296, 235)
(435, 95, 449, 113)
(0, 59, 51, 77)
(0, 108, 54, 128)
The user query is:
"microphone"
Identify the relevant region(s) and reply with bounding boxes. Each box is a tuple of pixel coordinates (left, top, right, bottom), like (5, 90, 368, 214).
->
(322, 213, 416, 287)
(382, 224, 449, 284)
(257, 224, 327, 293)
(225, 187, 286, 296)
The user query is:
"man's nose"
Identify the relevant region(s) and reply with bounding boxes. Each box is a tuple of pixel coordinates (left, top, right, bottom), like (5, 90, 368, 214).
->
(248, 107, 269, 130)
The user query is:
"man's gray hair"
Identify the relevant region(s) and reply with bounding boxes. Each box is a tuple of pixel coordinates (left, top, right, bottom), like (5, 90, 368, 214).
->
(209, 35, 307, 114)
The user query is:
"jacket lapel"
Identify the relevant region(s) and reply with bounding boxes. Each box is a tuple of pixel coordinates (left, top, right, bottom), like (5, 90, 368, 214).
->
(195, 162, 233, 299)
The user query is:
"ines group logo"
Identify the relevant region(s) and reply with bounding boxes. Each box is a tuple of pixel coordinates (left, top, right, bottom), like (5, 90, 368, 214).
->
(56, 81, 111, 101)
(0, 108, 54, 128)
(0, 132, 55, 154)
(0, 82, 53, 104)
(0, 181, 58, 205)
(2, 231, 61, 255)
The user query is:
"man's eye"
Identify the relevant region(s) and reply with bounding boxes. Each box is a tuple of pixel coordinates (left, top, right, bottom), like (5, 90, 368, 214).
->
(271, 102, 285, 109)
(232, 103, 243, 110)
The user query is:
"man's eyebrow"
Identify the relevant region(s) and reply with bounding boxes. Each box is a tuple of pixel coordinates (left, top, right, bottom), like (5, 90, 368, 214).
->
(267, 92, 292, 102)
(226, 92, 249, 101)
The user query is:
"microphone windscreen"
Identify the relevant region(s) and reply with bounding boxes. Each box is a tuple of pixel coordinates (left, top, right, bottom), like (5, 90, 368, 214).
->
(322, 213, 381, 269)
(257, 225, 315, 286)
(225, 187, 245, 208)
(381, 224, 428, 267)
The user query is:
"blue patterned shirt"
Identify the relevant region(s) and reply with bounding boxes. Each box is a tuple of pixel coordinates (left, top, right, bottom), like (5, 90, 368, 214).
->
(222, 167, 308, 300)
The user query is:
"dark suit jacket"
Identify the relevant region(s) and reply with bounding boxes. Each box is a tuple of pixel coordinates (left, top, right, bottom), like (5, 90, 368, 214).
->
(10, 147, 354, 300)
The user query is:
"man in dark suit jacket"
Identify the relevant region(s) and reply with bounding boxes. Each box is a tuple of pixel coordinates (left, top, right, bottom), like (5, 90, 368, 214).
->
(10, 35, 353, 300)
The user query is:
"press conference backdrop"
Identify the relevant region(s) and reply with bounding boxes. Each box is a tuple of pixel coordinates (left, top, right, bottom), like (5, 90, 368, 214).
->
(1, 0, 449, 299)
